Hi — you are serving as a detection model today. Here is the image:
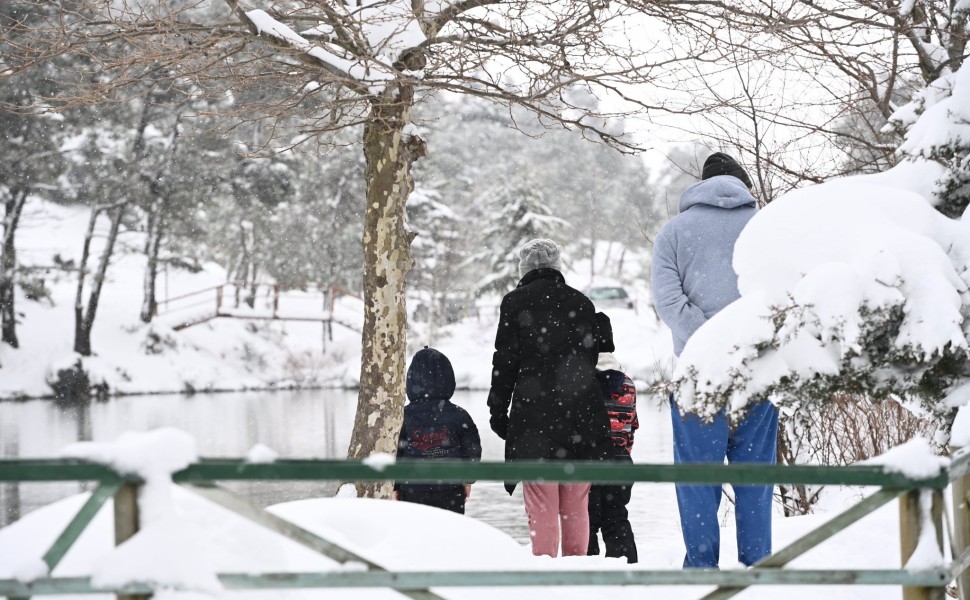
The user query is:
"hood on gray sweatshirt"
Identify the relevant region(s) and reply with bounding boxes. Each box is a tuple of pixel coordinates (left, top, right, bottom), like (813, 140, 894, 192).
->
(650, 175, 758, 356)
(679, 175, 756, 213)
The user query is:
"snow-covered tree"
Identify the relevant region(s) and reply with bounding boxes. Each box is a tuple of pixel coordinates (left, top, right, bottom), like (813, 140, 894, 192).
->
(256, 147, 367, 292)
(406, 185, 463, 345)
(892, 58, 970, 218)
(635, 0, 968, 199)
(470, 180, 570, 297)
(0, 93, 65, 352)
(0, 4, 72, 353)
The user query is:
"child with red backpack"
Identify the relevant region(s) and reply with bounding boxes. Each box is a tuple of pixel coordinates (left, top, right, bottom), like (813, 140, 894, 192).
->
(588, 312, 639, 563)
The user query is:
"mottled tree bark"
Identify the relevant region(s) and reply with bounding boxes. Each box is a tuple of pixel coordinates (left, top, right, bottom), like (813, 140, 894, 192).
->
(347, 85, 426, 498)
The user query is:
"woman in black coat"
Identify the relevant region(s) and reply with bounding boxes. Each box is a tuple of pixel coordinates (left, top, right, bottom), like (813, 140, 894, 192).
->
(486, 238, 613, 557)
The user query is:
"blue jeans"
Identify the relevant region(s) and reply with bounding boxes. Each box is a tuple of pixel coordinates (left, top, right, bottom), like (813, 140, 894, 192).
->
(670, 397, 778, 568)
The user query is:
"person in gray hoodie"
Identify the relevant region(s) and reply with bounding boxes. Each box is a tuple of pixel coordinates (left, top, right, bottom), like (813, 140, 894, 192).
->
(651, 153, 779, 569)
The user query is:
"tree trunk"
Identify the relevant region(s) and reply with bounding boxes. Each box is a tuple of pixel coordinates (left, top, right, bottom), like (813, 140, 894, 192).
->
(141, 115, 180, 323)
(75, 204, 126, 356)
(0, 187, 29, 350)
(347, 88, 426, 498)
(139, 201, 164, 323)
(74, 206, 100, 357)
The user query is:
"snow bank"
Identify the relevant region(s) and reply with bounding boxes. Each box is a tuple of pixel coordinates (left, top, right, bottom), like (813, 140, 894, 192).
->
(674, 162, 970, 422)
(0, 483, 929, 600)
(0, 489, 650, 599)
(862, 437, 949, 479)
(60, 429, 222, 592)
(245, 443, 279, 464)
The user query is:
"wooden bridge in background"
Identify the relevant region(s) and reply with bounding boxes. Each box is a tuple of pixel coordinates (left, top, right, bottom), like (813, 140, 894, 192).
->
(154, 282, 363, 339)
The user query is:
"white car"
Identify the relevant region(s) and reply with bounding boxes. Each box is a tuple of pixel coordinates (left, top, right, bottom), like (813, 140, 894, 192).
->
(587, 286, 635, 311)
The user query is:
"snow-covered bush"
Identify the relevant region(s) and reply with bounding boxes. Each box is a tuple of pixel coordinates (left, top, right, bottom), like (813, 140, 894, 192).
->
(892, 59, 970, 218)
(672, 161, 970, 445)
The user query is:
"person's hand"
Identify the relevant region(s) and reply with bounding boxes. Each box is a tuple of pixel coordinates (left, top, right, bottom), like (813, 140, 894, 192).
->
(464, 484, 472, 500)
(393, 490, 399, 500)
(490, 414, 510, 440)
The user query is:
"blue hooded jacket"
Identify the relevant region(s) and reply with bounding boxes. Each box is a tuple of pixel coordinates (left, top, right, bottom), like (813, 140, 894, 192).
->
(651, 175, 757, 356)
(396, 348, 482, 493)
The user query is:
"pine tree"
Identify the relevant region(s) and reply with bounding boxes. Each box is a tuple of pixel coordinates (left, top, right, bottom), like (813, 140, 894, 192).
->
(471, 180, 570, 298)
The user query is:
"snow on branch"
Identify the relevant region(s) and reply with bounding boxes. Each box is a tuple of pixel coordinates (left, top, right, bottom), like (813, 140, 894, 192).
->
(672, 161, 970, 441)
(892, 61, 970, 218)
(244, 8, 400, 94)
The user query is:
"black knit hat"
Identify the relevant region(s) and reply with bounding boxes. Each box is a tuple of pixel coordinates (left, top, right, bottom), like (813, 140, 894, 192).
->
(702, 153, 753, 188)
(406, 346, 456, 402)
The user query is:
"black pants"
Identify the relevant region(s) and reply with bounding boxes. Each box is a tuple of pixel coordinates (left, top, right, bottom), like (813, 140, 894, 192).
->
(588, 481, 637, 563)
(398, 487, 466, 515)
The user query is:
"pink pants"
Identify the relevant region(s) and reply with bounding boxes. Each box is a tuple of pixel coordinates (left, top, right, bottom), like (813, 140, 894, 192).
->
(523, 482, 591, 557)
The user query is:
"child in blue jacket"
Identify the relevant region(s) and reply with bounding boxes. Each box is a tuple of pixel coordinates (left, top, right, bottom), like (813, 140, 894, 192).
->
(394, 347, 482, 514)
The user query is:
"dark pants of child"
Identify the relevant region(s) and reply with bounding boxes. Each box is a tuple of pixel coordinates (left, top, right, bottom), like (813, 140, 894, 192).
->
(587, 455, 638, 563)
(398, 487, 466, 514)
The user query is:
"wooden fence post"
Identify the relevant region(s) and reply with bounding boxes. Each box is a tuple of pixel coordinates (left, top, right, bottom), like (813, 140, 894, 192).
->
(114, 483, 150, 600)
(900, 488, 946, 600)
(954, 473, 970, 600)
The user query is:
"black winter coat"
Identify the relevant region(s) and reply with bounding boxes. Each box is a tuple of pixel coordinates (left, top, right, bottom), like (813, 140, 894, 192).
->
(487, 268, 613, 474)
(395, 399, 482, 494)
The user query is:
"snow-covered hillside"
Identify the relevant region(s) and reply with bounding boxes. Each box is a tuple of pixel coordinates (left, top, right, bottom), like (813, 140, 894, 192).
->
(1, 201, 671, 399)
(1, 200, 363, 398)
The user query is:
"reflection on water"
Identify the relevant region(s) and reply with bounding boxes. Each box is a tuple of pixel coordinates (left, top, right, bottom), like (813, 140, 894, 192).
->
(0, 390, 677, 548)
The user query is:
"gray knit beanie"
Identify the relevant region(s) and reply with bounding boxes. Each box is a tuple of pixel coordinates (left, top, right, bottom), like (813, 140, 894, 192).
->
(518, 238, 563, 277)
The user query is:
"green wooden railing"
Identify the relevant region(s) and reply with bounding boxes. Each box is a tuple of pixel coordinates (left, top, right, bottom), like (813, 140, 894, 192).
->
(2, 450, 970, 600)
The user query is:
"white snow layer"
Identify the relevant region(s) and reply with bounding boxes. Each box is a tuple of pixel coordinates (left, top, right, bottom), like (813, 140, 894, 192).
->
(245, 443, 279, 464)
(898, 62, 970, 164)
(246, 3, 426, 94)
(40, 429, 218, 592)
(0, 484, 924, 600)
(674, 161, 970, 416)
(862, 437, 949, 479)
(362, 452, 396, 471)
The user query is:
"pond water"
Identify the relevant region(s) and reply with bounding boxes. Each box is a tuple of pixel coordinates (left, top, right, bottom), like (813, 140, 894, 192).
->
(0, 390, 681, 548)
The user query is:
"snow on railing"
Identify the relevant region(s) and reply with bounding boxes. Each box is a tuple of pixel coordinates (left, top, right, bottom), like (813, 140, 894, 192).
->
(0, 429, 967, 599)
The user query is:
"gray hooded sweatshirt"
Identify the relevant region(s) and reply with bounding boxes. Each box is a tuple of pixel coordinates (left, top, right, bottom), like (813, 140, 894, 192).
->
(651, 175, 758, 356)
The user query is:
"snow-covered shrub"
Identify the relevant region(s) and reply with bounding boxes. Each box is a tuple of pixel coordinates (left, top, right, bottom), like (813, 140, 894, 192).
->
(140, 327, 178, 355)
(45, 355, 90, 402)
(672, 161, 970, 445)
(892, 58, 970, 218)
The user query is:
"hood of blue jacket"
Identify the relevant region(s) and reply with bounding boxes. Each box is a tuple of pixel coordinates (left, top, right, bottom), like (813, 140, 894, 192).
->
(406, 347, 456, 402)
(679, 175, 756, 213)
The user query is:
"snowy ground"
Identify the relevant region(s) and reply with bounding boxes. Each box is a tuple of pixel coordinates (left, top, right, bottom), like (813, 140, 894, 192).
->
(0, 201, 364, 398)
(0, 459, 928, 600)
